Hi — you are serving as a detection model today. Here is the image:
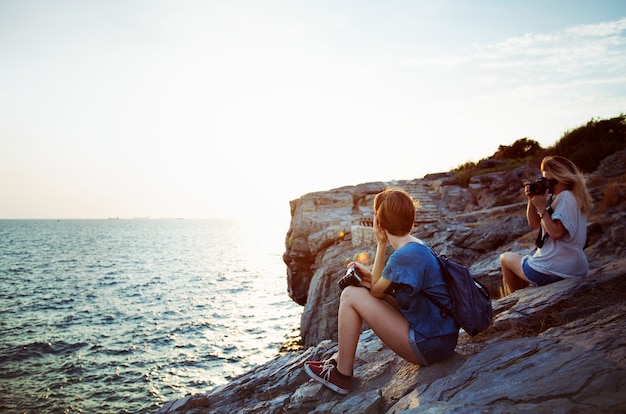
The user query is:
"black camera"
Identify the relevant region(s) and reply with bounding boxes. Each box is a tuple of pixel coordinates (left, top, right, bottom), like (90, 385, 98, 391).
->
(337, 264, 362, 290)
(528, 177, 557, 196)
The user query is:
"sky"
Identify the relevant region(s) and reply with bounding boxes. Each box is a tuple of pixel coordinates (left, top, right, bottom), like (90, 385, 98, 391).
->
(1, 1, 625, 221)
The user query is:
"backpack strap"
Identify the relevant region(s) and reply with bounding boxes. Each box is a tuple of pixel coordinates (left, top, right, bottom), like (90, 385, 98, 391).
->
(421, 246, 460, 326)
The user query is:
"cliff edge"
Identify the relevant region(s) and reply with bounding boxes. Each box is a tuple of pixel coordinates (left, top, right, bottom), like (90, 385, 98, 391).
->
(157, 150, 626, 413)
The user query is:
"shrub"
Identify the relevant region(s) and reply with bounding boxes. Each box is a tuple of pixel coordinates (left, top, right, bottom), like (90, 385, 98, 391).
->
(549, 114, 626, 173)
(453, 115, 626, 185)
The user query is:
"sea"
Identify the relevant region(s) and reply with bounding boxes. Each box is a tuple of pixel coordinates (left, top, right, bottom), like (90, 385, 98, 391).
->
(0, 219, 302, 413)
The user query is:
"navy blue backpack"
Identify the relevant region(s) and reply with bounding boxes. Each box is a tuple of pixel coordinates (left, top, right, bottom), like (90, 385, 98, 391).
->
(424, 249, 493, 336)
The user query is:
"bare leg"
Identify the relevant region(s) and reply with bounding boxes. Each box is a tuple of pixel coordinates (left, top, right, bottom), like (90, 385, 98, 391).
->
(336, 286, 420, 377)
(500, 252, 530, 295)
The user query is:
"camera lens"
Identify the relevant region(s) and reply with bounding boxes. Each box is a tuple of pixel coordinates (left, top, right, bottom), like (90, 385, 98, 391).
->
(528, 178, 549, 196)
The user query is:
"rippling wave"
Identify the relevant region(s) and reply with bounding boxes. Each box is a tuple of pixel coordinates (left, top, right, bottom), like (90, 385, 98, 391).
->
(0, 219, 301, 413)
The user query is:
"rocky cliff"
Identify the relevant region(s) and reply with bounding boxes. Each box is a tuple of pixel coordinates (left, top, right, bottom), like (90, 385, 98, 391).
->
(157, 150, 626, 413)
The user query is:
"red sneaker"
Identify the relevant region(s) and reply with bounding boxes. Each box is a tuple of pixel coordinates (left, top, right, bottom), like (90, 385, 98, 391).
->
(304, 359, 351, 395)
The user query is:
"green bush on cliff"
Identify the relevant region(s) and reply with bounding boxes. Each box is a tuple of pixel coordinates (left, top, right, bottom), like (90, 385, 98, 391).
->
(454, 114, 626, 186)
(549, 114, 626, 173)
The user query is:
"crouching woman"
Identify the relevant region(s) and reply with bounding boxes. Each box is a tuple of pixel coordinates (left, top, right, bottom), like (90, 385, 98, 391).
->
(500, 155, 593, 295)
(304, 189, 459, 394)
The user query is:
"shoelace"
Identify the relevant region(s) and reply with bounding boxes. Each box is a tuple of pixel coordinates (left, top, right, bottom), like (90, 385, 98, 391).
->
(319, 359, 336, 381)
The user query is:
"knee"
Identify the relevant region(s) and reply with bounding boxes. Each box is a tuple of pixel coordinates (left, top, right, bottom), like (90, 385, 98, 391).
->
(340, 285, 367, 304)
(500, 252, 512, 266)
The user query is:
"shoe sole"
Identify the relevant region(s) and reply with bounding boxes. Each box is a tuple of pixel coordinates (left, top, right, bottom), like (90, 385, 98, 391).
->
(303, 363, 349, 395)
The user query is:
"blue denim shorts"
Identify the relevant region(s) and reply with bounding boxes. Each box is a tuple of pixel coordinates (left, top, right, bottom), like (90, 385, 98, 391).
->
(522, 256, 564, 287)
(409, 330, 458, 366)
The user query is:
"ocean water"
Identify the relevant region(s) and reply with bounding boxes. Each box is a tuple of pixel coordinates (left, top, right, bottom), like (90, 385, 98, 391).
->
(0, 219, 302, 413)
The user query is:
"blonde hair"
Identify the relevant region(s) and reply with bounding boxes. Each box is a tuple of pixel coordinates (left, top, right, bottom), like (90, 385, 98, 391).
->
(373, 189, 417, 236)
(541, 155, 593, 214)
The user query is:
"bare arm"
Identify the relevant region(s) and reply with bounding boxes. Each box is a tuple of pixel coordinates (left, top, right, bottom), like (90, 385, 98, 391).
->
(369, 243, 391, 297)
(353, 215, 392, 297)
(526, 198, 541, 229)
(526, 185, 567, 240)
(539, 211, 567, 240)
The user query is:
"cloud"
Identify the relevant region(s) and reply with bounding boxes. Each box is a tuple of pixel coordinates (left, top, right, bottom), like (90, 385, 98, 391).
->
(565, 16, 626, 37)
(474, 17, 626, 75)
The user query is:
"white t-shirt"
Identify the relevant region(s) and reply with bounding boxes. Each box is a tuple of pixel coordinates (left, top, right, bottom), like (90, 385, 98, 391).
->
(526, 190, 588, 278)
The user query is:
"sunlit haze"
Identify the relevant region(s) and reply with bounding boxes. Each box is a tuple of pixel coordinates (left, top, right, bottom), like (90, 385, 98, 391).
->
(2, 1, 625, 221)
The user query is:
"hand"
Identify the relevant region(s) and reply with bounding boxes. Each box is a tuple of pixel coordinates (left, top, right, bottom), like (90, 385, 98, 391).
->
(373, 215, 388, 244)
(351, 262, 372, 288)
(524, 181, 547, 211)
(530, 191, 548, 211)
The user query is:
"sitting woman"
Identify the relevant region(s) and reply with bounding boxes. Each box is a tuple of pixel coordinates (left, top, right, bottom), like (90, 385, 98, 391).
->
(500, 155, 593, 295)
(304, 189, 459, 394)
